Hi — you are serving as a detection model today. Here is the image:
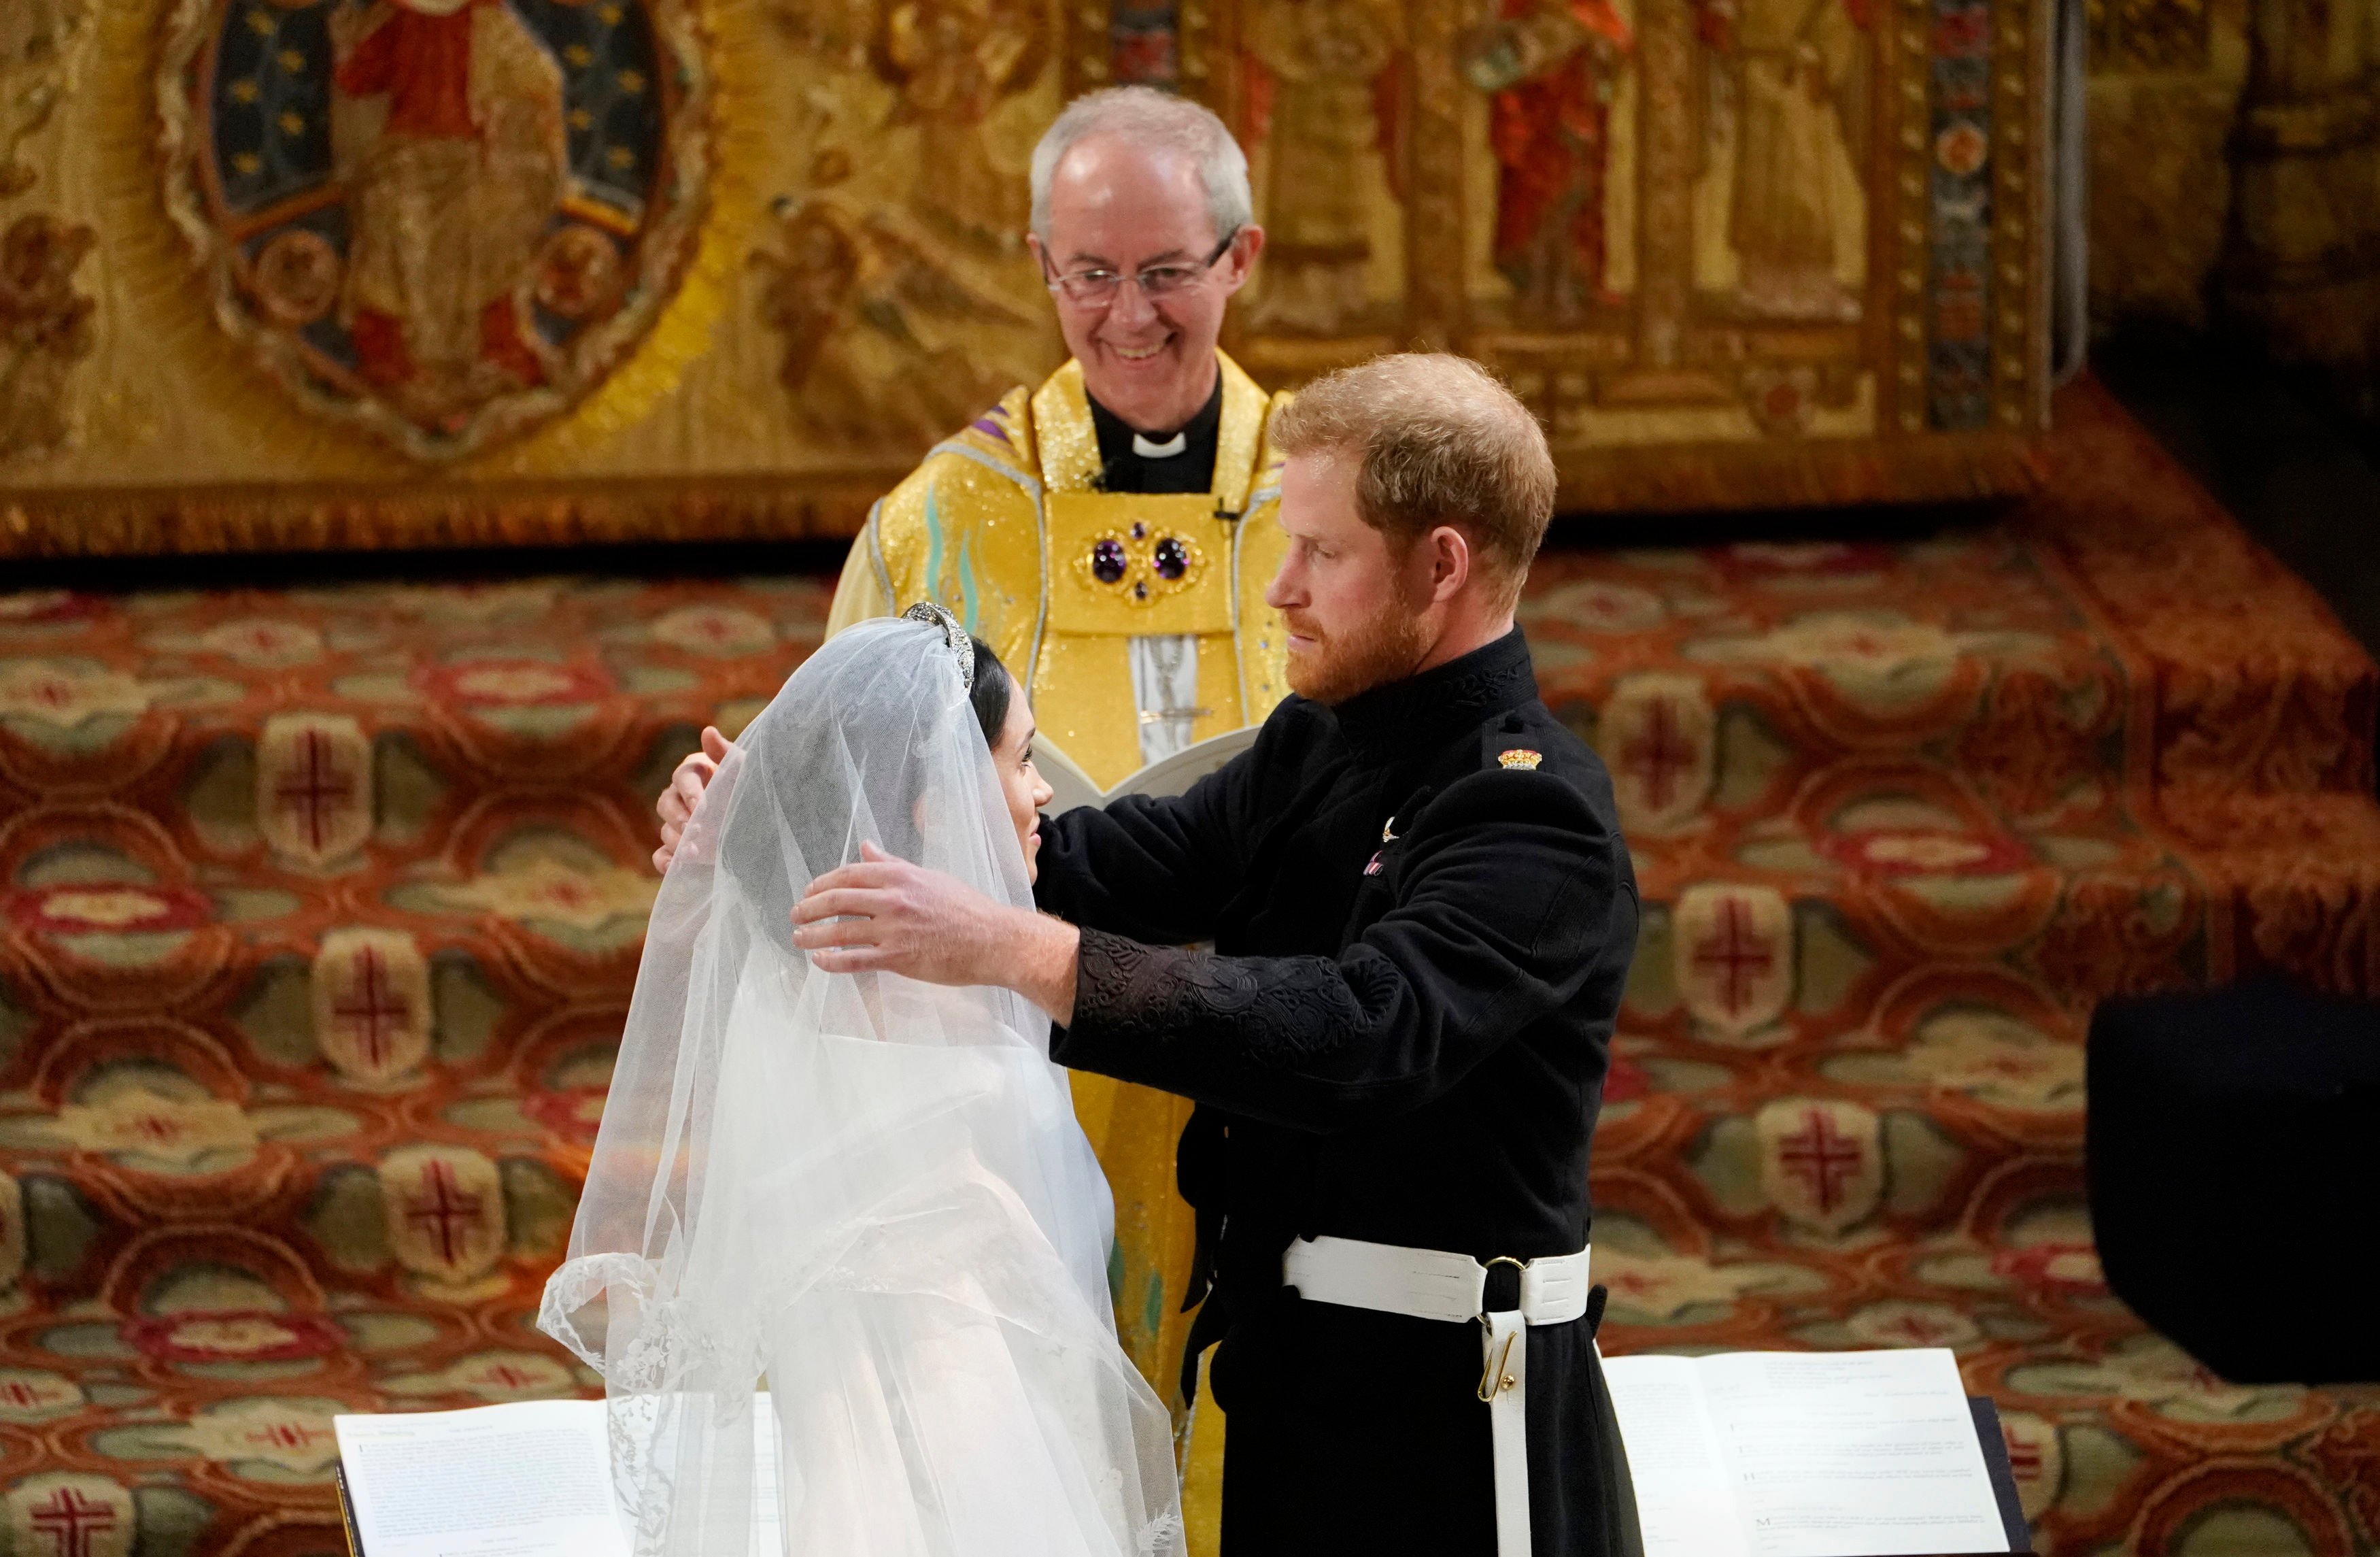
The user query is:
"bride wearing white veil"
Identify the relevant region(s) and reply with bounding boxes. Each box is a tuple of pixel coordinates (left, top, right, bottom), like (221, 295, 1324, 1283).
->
(539, 608, 1185, 1557)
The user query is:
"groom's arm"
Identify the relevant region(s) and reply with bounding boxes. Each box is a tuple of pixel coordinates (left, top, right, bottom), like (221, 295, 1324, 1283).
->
(1049, 770, 1635, 1133)
(792, 707, 1281, 1026)
(789, 726, 1272, 1025)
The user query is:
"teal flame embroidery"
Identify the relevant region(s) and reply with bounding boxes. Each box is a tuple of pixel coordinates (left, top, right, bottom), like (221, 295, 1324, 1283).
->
(920, 485, 947, 612)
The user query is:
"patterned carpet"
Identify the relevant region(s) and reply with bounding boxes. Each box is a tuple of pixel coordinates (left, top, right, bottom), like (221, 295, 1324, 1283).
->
(1, 376, 2376, 1557)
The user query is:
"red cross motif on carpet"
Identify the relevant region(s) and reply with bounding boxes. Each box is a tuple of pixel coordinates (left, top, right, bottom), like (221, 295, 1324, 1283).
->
(258, 715, 371, 865)
(381, 1148, 503, 1281)
(241, 1419, 332, 1455)
(1625, 701, 1695, 810)
(1758, 1099, 1882, 1233)
(7, 884, 211, 938)
(20, 675, 78, 719)
(275, 732, 351, 854)
(1673, 884, 1792, 1035)
(1605, 677, 1714, 831)
(29, 1488, 116, 1557)
(1994, 1412, 2062, 1520)
(120, 1311, 343, 1364)
(126, 1111, 182, 1152)
(1780, 1109, 1862, 1212)
(0, 1375, 77, 1415)
(337, 951, 405, 1067)
(1696, 900, 1773, 1018)
(1869, 1309, 1965, 1345)
(407, 1161, 483, 1269)
(315, 930, 431, 1082)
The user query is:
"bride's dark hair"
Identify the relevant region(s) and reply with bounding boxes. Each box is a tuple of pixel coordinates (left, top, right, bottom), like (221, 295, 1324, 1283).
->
(966, 636, 1014, 749)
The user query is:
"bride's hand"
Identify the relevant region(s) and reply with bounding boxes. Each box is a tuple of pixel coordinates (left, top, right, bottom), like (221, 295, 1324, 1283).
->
(792, 842, 1078, 1021)
(653, 726, 730, 873)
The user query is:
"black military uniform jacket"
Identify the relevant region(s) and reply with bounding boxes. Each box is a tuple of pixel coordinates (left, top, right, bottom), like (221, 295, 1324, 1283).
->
(1035, 629, 1644, 1557)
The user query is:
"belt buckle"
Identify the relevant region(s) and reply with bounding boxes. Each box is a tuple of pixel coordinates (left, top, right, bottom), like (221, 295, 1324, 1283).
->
(1476, 1256, 1526, 1402)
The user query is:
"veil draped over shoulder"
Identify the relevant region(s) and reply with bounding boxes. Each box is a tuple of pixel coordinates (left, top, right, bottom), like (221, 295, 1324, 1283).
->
(539, 618, 1184, 1557)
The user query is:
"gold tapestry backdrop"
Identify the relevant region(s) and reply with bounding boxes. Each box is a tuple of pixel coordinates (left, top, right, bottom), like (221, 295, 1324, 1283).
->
(0, 0, 2052, 554)
(1195, 0, 2054, 507)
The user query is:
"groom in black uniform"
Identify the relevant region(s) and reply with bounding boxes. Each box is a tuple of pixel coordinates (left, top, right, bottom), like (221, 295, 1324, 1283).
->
(798, 352, 1642, 1557)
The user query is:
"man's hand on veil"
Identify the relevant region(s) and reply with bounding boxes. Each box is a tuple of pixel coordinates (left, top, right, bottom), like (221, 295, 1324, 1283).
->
(792, 842, 1081, 1024)
(653, 726, 731, 873)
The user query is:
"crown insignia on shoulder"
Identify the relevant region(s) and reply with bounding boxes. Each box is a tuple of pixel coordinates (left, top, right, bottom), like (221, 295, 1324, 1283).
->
(1498, 748, 1544, 771)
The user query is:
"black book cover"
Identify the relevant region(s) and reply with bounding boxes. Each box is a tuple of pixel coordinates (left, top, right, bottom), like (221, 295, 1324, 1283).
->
(1967, 1395, 2032, 1554)
(333, 1462, 366, 1557)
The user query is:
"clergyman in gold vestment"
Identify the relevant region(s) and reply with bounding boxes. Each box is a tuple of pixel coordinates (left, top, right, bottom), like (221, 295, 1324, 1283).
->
(659, 86, 1287, 1542)
(821, 122, 1292, 793)
(823, 347, 1293, 790)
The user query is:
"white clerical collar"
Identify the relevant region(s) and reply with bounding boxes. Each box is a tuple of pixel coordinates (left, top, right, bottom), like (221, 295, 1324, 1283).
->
(1132, 430, 1189, 459)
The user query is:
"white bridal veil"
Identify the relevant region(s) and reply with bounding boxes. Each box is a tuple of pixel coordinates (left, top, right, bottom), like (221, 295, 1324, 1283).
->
(539, 616, 1184, 1557)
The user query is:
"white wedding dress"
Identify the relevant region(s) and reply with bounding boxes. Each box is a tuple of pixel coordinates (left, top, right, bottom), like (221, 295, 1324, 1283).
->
(539, 618, 1184, 1557)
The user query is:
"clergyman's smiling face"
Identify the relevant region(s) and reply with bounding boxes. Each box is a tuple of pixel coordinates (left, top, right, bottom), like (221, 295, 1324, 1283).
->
(1027, 134, 1257, 435)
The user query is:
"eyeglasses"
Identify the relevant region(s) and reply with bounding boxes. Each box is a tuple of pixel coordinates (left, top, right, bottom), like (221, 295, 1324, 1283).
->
(1042, 230, 1240, 307)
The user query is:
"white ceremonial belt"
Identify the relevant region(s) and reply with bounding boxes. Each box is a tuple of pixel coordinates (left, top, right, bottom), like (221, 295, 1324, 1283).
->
(1281, 1235, 1591, 1557)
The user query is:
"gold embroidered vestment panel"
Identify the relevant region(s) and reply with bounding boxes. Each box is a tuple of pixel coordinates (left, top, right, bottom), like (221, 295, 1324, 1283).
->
(834, 352, 1293, 790)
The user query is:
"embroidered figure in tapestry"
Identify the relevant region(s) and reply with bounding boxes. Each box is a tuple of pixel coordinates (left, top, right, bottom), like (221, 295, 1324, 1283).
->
(158, 0, 711, 459)
(1464, 0, 1634, 324)
(1695, 0, 1873, 320)
(753, 192, 1042, 448)
(870, 0, 1049, 244)
(1241, 0, 1404, 335)
(330, 0, 571, 420)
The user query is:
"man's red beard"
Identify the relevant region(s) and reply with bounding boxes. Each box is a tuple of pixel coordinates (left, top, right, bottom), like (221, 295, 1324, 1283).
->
(1282, 582, 1433, 705)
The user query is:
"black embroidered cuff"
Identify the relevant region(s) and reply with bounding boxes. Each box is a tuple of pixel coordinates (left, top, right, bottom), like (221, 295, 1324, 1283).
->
(1061, 927, 1369, 1078)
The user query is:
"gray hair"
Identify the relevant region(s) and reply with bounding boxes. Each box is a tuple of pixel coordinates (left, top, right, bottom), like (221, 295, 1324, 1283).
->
(1028, 88, 1253, 246)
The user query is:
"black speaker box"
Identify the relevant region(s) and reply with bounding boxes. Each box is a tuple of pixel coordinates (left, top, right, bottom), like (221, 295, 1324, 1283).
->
(2087, 981, 2380, 1385)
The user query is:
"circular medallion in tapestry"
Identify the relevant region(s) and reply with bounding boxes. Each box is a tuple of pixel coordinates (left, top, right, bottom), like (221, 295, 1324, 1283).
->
(158, 0, 711, 462)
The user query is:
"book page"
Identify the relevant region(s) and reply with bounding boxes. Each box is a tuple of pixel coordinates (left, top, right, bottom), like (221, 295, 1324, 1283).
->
(753, 1392, 783, 1552)
(1603, 1355, 1754, 1557)
(1110, 726, 1259, 802)
(337, 1396, 785, 1557)
(1697, 1350, 2010, 1557)
(1036, 726, 1259, 814)
(335, 1399, 624, 1557)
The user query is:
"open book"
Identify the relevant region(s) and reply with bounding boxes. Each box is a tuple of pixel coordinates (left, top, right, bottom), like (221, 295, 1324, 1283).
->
(1034, 727, 1259, 816)
(333, 1394, 781, 1557)
(333, 1350, 2024, 1557)
(1604, 1348, 2022, 1557)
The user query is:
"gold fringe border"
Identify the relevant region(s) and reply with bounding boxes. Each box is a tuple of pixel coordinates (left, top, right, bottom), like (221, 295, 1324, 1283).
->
(0, 433, 2045, 558)
(0, 472, 893, 556)
(1556, 431, 2045, 515)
